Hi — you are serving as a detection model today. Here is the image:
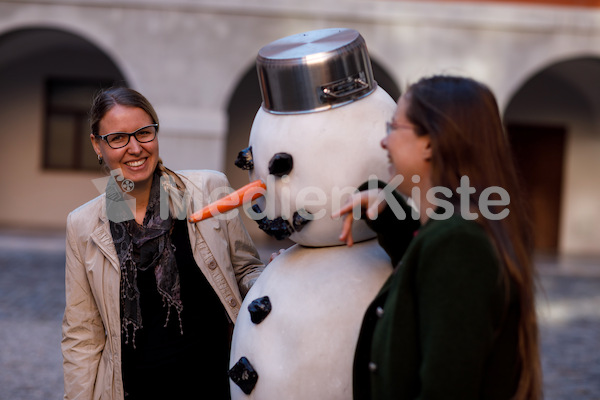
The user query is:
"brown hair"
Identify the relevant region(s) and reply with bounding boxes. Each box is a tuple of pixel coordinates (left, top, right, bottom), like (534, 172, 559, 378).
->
(405, 75, 542, 399)
(90, 86, 159, 136)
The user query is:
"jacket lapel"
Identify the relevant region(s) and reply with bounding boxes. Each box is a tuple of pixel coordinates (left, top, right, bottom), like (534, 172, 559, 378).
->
(90, 195, 120, 271)
(174, 174, 221, 256)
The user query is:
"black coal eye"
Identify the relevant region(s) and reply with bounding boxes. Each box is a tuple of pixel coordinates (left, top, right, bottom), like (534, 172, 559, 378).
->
(235, 146, 254, 170)
(268, 152, 293, 177)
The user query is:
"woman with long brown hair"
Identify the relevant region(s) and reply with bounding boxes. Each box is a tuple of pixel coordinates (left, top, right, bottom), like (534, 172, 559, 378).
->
(333, 75, 542, 399)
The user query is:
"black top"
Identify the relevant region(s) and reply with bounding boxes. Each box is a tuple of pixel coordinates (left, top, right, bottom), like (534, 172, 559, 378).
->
(121, 220, 231, 399)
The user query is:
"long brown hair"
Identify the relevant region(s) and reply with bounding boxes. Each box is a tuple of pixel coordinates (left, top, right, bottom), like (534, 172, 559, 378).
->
(405, 75, 542, 399)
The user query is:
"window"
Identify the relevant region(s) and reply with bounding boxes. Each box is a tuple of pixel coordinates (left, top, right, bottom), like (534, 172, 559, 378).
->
(43, 78, 116, 171)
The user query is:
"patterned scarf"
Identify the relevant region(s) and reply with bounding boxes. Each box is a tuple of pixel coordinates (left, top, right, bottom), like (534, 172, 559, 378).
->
(109, 169, 183, 346)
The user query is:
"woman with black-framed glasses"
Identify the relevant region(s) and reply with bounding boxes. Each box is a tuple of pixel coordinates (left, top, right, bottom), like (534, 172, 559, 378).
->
(62, 87, 264, 399)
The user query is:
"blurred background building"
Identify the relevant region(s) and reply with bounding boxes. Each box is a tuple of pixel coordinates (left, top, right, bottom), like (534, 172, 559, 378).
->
(0, 0, 599, 257)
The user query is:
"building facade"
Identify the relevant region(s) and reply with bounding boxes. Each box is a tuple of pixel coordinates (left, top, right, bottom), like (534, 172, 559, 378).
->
(0, 0, 599, 255)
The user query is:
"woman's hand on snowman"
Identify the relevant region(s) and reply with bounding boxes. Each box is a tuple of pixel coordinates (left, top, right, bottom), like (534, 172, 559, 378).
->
(331, 188, 387, 247)
(269, 248, 286, 263)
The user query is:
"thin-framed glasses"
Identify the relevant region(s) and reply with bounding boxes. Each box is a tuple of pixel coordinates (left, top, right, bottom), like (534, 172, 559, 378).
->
(96, 124, 158, 149)
(386, 121, 399, 136)
(386, 121, 414, 135)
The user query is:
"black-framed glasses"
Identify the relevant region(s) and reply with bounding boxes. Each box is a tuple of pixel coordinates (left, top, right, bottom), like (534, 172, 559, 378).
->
(96, 124, 158, 149)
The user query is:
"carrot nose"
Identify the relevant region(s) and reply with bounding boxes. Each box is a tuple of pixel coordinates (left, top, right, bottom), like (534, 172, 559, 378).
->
(188, 179, 267, 223)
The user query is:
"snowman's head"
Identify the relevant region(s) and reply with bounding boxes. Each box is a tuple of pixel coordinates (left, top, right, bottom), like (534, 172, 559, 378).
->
(238, 86, 396, 247)
(233, 28, 397, 247)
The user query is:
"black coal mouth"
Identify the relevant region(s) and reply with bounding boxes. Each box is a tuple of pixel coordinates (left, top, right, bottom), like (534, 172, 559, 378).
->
(250, 204, 312, 240)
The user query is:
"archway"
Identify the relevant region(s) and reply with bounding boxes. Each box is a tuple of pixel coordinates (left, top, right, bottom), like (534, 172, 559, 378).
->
(504, 56, 600, 255)
(0, 27, 128, 227)
(0, 27, 128, 171)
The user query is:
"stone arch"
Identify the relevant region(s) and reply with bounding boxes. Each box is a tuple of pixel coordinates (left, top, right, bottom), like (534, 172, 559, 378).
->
(504, 56, 600, 255)
(0, 26, 129, 227)
(0, 21, 137, 87)
(501, 51, 600, 109)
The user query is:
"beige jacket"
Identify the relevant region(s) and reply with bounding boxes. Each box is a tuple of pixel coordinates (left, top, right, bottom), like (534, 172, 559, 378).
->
(62, 170, 264, 400)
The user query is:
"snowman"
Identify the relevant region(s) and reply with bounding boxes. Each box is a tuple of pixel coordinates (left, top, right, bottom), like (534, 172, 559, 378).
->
(192, 28, 397, 399)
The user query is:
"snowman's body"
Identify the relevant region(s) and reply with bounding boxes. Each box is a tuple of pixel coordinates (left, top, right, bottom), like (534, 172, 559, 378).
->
(227, 28, 398, 400)
(229, 241, 391, 399)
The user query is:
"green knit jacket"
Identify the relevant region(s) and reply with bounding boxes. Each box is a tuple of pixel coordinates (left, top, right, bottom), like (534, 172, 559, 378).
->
(353, 190, 520, 400)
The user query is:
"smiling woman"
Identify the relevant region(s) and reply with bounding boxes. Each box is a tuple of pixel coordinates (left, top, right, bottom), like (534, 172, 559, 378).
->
(335, 75, 542, 400)
(62, 87, 265, 400)
(90, 90, 161, 221)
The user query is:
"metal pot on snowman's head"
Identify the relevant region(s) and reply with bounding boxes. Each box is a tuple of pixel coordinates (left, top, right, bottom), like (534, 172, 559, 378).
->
(190, 28, 396, 247)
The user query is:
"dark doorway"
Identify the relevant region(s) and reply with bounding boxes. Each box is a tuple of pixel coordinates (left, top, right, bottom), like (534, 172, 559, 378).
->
(507, 124, 566, 253)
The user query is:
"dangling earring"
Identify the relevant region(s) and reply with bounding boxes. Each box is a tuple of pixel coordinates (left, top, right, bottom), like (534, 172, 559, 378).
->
(98, 155, 103, 165)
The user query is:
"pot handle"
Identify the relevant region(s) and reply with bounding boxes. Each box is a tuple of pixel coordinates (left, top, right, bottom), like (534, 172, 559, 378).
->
(321, 74, 371, 100)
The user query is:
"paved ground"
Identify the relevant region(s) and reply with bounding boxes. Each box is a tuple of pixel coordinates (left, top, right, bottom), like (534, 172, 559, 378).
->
(0, 228, 599, 400)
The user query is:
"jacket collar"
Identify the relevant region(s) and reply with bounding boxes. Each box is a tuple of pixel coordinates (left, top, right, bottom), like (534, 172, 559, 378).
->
(176, 174, 222, 256)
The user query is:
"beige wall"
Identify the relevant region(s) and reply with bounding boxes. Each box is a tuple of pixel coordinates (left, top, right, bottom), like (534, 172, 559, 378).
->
(0, 0, 598, 254)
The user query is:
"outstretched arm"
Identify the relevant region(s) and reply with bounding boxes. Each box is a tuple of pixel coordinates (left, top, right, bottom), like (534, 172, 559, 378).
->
(332, 180, 420, 266)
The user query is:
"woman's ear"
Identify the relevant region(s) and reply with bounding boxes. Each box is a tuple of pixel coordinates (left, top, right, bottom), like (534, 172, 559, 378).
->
(421, 135, 432, 161)
(90, 134, 102, 158)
